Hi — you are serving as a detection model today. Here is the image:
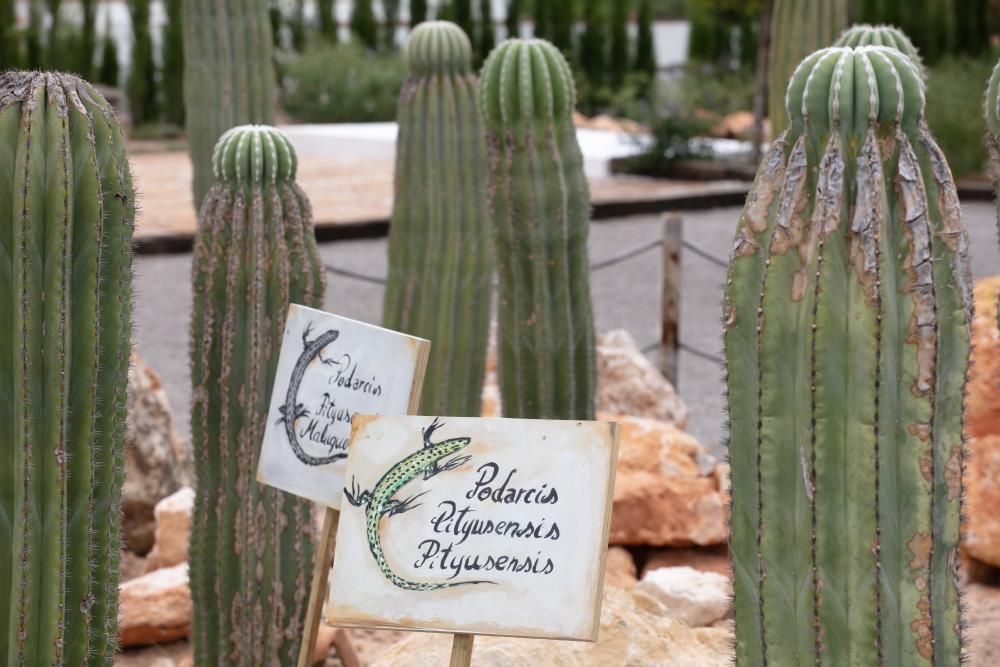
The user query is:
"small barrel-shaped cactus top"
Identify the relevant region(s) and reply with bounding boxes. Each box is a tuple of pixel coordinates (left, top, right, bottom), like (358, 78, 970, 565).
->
(986, 59, 1000, 136)
(834, 24, 922, 66)
(479, 38, 576, 134)
(211, 124, 298, 187)
(406, 21, 473, 76)
(785, 45, 924, 136)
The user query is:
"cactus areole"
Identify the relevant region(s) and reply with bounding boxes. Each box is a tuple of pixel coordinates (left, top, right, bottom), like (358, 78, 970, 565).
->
(189, 124, 323, 666)
(0, 71, 135, 666)
(383, 21, 492, 417)
(479, 38, 597, 420)
(725, 46, 970, 666)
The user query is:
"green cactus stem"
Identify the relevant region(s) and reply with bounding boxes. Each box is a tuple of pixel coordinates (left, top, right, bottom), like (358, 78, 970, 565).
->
(189, 125, 324, 666)
(834, 23, 922, 70)
(725, 46, 970, 666)
(985, 58, 1000, 286)
(383, 21, 491, 417)
(182, 0, 275, 210)
(479, 38, 596, 420)
(0, 71, 135, 666)
(768, 0, 848, 138)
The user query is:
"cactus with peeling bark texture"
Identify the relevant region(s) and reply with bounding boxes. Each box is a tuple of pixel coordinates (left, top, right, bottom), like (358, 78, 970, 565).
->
(835, 24, 922, 71)
(189, 125, 323, 666)
(182, 0, 274, 210)
(725, 46, 970, 666)
(383, 21, 491, 416)
(479, 38, 596, 420)
(0, 71, 134, 666)
(768, 0, 848, 138)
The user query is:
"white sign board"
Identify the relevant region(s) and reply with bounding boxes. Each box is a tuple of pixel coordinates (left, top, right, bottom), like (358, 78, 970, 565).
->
(327, 415, 620, 641)
(257, 305, 429, 507)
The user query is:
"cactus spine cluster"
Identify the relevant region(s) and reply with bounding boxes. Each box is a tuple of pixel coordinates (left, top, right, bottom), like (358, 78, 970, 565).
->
(383, 21, 492, 417)
(768, 0, 848, 137)
(834, 23, 922, 69)
(479, 38, 596, 420)
(182, 0, 275, 210)
(0, 71, 135, 665)
(725, 46, 970, 665)
(189, 125, 324, 666)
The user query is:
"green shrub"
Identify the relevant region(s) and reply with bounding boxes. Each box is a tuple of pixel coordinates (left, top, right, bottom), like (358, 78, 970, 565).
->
(925, 56, 993, 178)
(668, 63, 755, 116)
(282, 44, 405, 122)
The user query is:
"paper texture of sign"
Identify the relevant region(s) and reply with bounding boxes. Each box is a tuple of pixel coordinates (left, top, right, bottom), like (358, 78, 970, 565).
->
(326, 415, 620, 641)
(257, 305, 429, 507)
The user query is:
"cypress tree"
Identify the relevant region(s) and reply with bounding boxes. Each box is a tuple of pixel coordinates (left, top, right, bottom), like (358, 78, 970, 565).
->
(163, 0, 185, 127)
(551, 0, 573, 55)
(609, 0, 628, 86)
(351, 0, 378, 48)
(478, 0, 495, 62)
(78, 0, 97, 78)
(454, 0, 474, 42)
(411, 0, 428, 25)
(533, 0, 550, 39)
(635, 0, 654, 79)
(578, 0, 606, 86)
(384, 0, 400, 49)
(43, 0, 63, 66)
(288, 0, 307, 52)
(505, 0, 520, 38)
(98, 12, 120, 87)
(25, 0, 44, 69)
(127, 0, 159, 126)
(318, 0, 338, 42)
(0, 0, 19, 70)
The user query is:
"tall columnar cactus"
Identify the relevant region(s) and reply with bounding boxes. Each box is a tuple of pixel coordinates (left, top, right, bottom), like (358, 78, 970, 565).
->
(768, 0, 848, 137)
(479, 38, 596, 420)
(834, 23, 922, 69)
(0, 71, 134, 666)
(182, 0, 274, 210)
(189, 125, 324, 666)
(726, 46, 970, 665)
(383, 21, 491, 417)
(985, 59, 1000, 269)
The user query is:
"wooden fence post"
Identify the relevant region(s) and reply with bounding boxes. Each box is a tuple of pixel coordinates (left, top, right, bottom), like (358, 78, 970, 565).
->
(660, 214, 682, 388)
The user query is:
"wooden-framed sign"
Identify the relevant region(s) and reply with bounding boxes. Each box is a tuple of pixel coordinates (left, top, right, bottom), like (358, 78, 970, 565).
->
(326, 415, 620, 642)
(257, 304, 430, 507)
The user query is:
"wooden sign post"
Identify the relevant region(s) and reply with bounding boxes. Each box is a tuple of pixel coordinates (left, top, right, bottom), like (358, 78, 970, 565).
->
(326, 415, 620, 664)
(253, 305, 430, 667)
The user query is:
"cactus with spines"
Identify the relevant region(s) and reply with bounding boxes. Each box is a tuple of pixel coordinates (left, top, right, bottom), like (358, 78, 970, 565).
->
(189, 125, 323, 666)
(0, 71, 135, 666)
(725, 46, 970, 665)
(835, 23, 922, 70)
(985, 58, 1000, 288)
(182, 0, 274, 210)
(383, 21, 491, 417)
(479, 38, 596, 420)
(768, 0, 848, 137)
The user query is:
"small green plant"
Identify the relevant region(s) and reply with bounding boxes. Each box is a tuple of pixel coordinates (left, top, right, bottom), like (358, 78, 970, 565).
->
(190, 125, 323, 666)
(0, 69, 135, 667)
(283, 43, 405, 122)
(726, 45, 969, 665)
(480, 38, 597, 420)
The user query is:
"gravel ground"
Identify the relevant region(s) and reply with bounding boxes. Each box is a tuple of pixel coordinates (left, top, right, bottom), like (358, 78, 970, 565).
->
(134, 202, 999, 456)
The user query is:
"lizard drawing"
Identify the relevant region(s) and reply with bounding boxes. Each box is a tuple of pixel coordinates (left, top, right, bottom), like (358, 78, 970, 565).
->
(344, 418, 496, 591)
(276, 321, 342, 465)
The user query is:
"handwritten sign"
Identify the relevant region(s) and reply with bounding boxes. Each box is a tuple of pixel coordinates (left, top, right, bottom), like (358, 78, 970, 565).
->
(257, 305, 429, 507)
(326, 415, 620, 641)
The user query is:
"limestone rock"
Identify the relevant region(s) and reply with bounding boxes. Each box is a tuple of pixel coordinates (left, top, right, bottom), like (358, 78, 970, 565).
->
(124, 353, 193, 554)
(118, 563, 192, 647)
(145, 486, 195, 572)
(596, 330, 688, 428)
(605, 547, 638, 589)
(965, 434, 1000, 568)
(643, 545, 732, 579)
(372, 587, 732, 667)
(966, 582, 1000, 667)
(636, 566, 731, 627)
(607, 413, 727, 546)
(113, 638, 192, 667)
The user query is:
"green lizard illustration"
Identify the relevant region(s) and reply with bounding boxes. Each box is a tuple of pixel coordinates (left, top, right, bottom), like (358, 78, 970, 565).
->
(343, 418, 495, 591)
